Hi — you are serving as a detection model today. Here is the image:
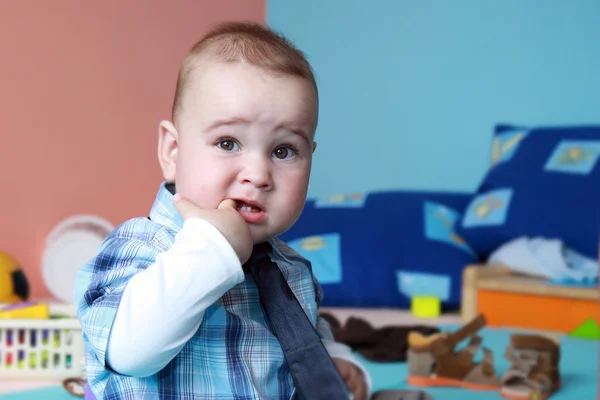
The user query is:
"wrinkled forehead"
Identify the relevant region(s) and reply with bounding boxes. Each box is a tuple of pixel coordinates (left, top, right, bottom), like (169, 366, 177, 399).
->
(178, 57, 319, 134)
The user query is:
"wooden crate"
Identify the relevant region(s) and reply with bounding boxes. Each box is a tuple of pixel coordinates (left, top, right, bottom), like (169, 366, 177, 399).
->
(461, 263, 600, 334)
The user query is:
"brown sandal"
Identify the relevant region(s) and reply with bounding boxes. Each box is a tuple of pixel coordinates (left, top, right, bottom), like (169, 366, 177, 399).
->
(407, 314, 500, 390)
(499, 334, 561, 399)
(319, 311, 441, 362)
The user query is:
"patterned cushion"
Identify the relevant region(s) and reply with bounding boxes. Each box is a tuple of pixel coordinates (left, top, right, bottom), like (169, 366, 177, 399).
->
(279, 191, 475, 309)
(456, 124, 600, 260)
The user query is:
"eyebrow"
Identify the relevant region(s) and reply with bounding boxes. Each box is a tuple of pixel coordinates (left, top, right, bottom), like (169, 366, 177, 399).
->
(205, 118, 250, 133)
(275, 123, 312, 145)
(206, 118, 312, 144)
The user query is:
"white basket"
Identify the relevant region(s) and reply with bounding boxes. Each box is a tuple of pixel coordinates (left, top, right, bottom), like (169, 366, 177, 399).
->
(0, 303, 85, 379)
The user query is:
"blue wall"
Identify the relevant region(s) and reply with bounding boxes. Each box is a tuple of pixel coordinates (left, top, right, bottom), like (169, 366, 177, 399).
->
(268, 0, 600, 199)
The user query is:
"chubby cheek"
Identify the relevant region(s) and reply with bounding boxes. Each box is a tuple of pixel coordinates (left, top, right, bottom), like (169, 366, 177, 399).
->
(276, 171, 310, 216)
(176, 160, 229, 209)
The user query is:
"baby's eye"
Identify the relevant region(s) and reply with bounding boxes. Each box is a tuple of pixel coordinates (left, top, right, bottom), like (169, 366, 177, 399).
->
(217, 139, 239, 152)
(272, 146, 296, 160)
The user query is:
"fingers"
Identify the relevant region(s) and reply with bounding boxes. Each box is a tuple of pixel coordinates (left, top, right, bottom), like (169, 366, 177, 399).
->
(334, 359, 350, 379)
(347, 373, 367, 400)
(346, 366, 359, 391)
(352, 379, 367, 400)
(334, 360, 367, 400)
(218, 199, 237, 211)
(172, 193, 198, 219)
(173, 194, 237, 217)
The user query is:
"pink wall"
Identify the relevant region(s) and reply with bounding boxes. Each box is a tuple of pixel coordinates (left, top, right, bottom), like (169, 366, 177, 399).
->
(0, 1, 265, 299)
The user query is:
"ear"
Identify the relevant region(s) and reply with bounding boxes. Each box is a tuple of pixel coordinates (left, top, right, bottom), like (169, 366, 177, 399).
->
(158, 120, 179, 181)
(312, 141, 317, 153)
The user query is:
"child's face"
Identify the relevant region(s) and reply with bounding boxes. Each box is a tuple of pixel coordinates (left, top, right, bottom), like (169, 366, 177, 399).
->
(159, 60, 318, 244)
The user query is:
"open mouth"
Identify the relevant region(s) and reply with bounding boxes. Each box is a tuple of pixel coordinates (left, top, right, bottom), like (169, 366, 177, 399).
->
(235, 200, 263, 213)
(234, 200, 266, 224)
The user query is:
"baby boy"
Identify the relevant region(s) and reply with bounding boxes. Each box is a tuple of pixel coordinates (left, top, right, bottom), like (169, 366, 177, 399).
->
(74, 21, 370, 399)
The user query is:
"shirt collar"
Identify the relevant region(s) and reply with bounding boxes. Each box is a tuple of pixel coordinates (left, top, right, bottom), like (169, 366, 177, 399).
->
(147, 181, 288, 262)
(148, 181, 184, 233)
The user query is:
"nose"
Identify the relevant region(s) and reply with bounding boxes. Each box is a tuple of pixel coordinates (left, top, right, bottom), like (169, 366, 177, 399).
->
(238, 155, 273, 190)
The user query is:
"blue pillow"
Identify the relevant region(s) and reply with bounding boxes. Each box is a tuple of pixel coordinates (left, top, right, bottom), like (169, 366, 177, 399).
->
(279, 191, 476, 309)
(456, 124, 600, 260)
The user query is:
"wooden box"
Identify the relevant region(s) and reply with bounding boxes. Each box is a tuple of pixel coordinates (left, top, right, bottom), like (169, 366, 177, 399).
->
(461, 264, 599, 334)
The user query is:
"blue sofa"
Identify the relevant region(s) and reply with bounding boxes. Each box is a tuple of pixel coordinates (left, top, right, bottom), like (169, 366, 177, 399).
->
(279, 190, 476, 310)
(279, 124, 600, 310)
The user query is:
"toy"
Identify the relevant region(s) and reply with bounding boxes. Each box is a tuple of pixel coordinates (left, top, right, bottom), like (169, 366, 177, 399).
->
(397, 271, 448, 318)
(410, 296, 441, 318)
(0, 301, 50, 319)
(569, 318, 600, 340)
(462, 264, 598, 333)
(0, 251, 29, 304)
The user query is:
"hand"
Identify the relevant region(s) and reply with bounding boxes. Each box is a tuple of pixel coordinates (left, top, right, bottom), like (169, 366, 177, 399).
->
(173, 194, 253, 264)
(333, 358, 368, 400)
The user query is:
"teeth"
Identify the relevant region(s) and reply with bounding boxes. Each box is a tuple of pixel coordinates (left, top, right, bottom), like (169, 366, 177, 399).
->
(237, 202, 260, 212)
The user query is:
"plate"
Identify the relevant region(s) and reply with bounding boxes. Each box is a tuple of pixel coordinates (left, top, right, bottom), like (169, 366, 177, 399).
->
(42, 215, 114, 304)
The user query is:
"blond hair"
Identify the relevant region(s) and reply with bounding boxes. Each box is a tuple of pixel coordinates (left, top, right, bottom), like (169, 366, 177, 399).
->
(172, 21, 317, 123)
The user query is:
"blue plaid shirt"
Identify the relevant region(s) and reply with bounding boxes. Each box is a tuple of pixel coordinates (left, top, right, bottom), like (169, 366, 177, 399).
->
(74, 182, 331, 399)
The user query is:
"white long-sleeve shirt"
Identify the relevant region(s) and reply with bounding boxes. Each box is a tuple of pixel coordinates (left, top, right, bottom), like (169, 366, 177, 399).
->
(105, 218, 371, 394)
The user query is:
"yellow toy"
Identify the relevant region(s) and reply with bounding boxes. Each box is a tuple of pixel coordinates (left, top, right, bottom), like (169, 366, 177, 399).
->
(0, 301, 49, 319)
(0, 251, 29, 304)
(411, 296, 441, 318)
